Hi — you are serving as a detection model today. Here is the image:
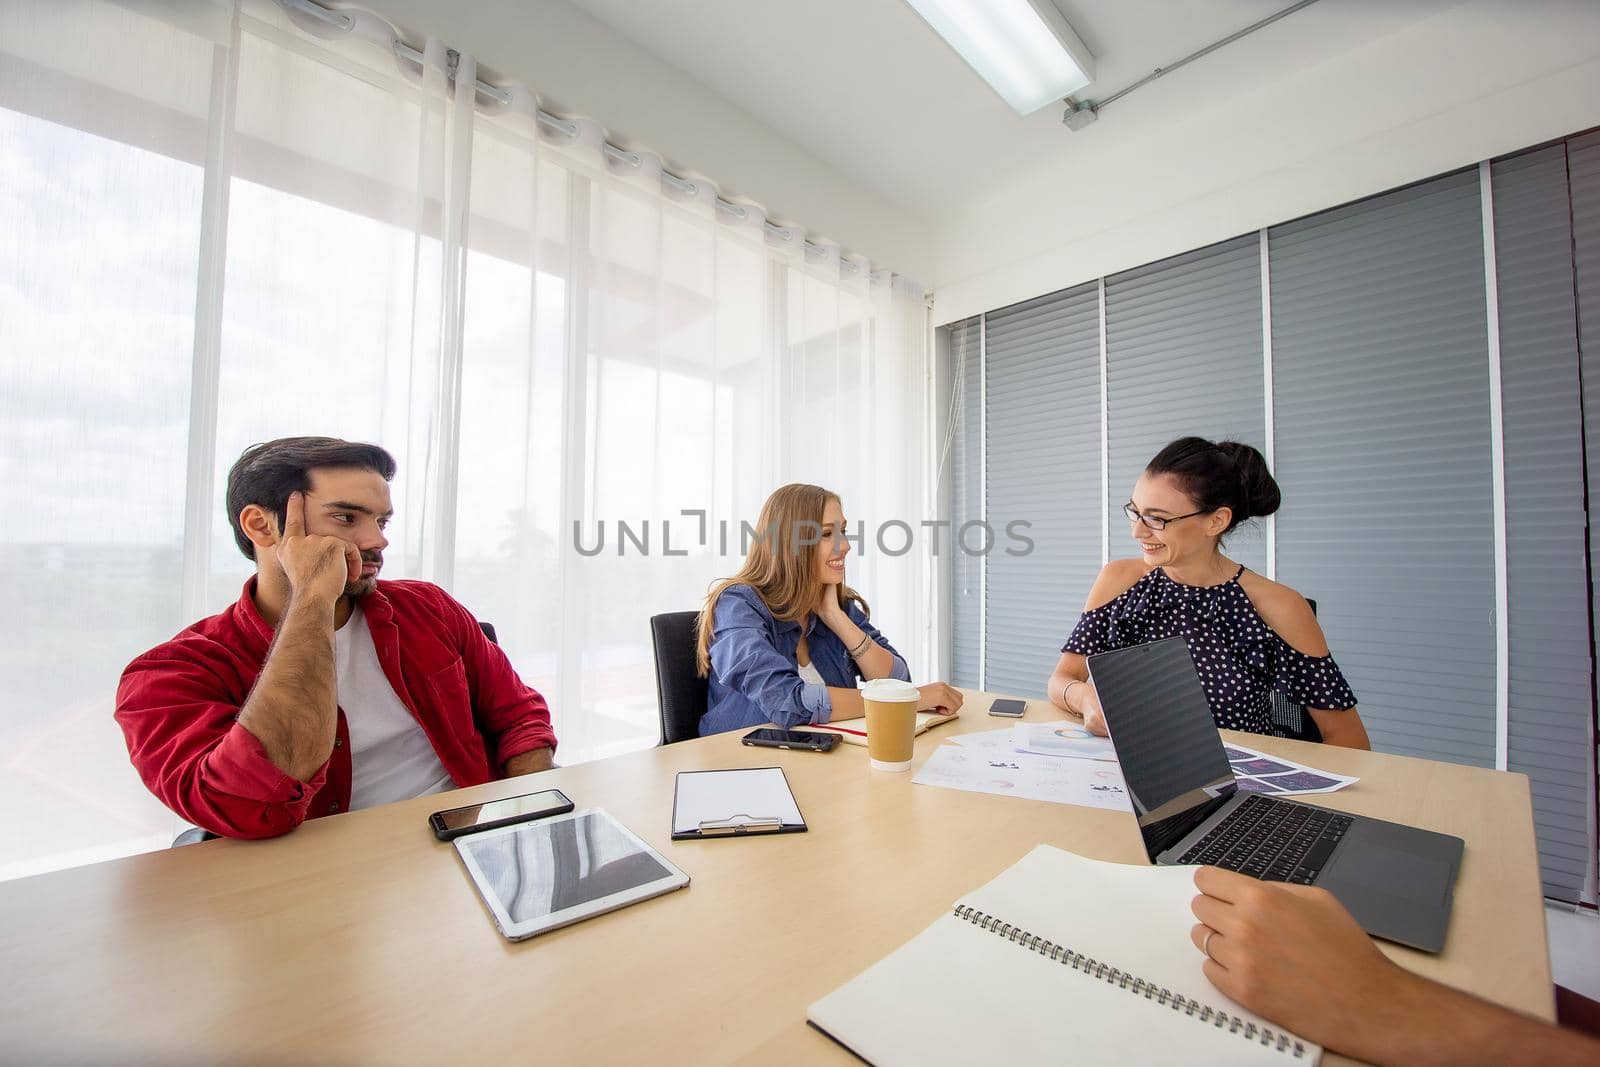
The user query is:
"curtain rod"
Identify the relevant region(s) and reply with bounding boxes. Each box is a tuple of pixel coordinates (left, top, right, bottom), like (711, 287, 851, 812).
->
(279, 0, 861, 273)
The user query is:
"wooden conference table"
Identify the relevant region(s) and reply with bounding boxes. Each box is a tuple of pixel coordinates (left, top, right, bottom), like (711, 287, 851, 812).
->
(0, 691, 1552, 1065)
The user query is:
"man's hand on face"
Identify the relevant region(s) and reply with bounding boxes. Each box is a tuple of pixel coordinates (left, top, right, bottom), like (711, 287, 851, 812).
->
(277, 491, 361, 608)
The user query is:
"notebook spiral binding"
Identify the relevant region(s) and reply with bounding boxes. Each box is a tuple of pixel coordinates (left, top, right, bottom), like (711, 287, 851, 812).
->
(952, 904, 1308, 1059)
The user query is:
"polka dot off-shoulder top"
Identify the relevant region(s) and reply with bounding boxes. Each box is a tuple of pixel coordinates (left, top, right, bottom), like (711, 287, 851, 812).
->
(1061, 565, 1358, 735)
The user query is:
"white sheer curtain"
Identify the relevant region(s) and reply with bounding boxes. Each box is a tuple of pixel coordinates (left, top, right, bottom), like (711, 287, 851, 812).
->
(0, 0, 932, 879)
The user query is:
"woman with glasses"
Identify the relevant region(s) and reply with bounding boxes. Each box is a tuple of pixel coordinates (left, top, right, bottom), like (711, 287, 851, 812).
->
(1046, 437, 1370, 748)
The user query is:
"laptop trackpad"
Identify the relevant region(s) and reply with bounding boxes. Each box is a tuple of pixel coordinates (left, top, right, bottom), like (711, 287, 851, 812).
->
(1333, 842, 1451, 902)
(1318, 826, 1461, 952)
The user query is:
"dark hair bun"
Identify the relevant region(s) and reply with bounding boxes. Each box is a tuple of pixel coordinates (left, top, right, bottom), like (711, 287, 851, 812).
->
(1214, 441, 1281, 522)
(1145, 436, 1280, 535)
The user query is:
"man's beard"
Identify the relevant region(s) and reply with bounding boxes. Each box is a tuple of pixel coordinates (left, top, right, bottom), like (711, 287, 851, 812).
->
(344, 552, 382, 598)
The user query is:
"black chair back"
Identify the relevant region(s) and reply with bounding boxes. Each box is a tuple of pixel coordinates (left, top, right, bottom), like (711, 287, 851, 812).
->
(1268, 597, 1323, 743)
(650, 611, 708, 745)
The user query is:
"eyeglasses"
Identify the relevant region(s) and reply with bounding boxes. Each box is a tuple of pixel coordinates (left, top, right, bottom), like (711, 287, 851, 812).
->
(1123, 503, 1207, 531)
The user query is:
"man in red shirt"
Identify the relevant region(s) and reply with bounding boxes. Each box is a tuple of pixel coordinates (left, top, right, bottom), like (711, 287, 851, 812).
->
(116, 437, 557, 839)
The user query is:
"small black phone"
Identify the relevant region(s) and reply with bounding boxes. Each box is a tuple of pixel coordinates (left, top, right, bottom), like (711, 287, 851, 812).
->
(741, 728, 840, 752)
(429, 787, 575, 841)
(988, 698, 1027, 718)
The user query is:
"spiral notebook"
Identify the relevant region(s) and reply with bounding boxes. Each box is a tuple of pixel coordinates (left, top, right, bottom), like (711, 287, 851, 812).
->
(807, 845, 1320, 1066)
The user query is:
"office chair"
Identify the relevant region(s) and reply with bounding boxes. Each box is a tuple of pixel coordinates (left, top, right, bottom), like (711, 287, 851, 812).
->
(650, 611, 708, 745)
(1267, 597, 1323, 743)
(171, 619, 504, 847)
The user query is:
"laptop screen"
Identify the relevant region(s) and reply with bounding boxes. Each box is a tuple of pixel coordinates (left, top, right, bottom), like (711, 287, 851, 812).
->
(1087, 637, 1238, 860)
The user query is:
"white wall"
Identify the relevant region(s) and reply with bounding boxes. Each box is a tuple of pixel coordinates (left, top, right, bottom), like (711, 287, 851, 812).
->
(365, 0, 936, 282)
(932, 0, 1600, 325)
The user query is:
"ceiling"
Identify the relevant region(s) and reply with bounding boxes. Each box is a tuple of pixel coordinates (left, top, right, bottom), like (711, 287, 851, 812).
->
(560, 0, 1414, 224)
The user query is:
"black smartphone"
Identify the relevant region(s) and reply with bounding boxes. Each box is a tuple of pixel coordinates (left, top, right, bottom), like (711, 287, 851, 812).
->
(429, 788, 575, 841)
(741, 728, 840, 752)
(988, 698, 1027, 718)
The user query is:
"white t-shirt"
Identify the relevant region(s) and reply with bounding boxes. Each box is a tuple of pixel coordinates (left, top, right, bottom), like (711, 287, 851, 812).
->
(796, 659, 826, 687)
(334, 605, 456, 811)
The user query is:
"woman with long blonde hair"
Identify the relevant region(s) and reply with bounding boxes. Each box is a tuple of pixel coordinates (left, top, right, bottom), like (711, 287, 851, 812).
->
(696, 483, 963, 735)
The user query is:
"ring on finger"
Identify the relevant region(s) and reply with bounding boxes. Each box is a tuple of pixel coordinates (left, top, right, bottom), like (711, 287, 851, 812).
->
(1201, 928, 1216, 959)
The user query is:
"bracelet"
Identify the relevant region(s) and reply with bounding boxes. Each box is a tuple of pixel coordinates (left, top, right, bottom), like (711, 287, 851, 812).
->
(847, 633, 874, 659)
(1061, 679, 1086, 709)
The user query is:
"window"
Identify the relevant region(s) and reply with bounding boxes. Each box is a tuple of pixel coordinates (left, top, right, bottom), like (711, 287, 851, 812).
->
(0, 0, 930, 880)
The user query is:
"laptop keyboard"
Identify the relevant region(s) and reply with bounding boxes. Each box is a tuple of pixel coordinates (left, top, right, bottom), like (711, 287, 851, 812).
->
(1176, 794, 1352, 884)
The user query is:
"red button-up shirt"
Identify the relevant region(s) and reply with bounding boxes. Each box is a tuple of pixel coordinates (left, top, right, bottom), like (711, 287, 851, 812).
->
(116, 578, 557, 839)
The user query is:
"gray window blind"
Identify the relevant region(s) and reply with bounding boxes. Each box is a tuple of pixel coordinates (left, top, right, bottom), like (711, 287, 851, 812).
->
(983, 284, 1102, 696)
(947, 317, 983, 689)
(1570, 129, 1600, 902)
(943, 133, 1600, 902)
(1271, 169, 1496, 767)
(1492, 144, 1593, 902)
(1104, 234, 1267, 574)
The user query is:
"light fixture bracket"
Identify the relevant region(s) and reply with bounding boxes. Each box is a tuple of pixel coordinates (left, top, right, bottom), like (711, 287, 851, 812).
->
(1062, 100, 1098, 131)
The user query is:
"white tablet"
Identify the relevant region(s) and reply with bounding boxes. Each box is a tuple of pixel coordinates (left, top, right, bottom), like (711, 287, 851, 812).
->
(453, 808, 689, 941)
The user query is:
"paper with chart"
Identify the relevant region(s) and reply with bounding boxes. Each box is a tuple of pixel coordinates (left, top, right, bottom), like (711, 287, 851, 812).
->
(1010, 721, 1118, 761)
(944, 728, 1015, 752)
(913, 743, 1130, 811)
(950, 724, 1115, 761)
(927, 724, 1352, 807)
(1221, 743, 1359, 796)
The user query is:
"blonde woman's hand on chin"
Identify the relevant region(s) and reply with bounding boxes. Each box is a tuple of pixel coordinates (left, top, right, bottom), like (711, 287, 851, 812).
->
(814, 590, 850, 630)
(917, 683, 963, 715)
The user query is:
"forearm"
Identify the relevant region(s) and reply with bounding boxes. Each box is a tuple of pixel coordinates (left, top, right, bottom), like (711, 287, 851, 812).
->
(754, 681, 837, 728)
(823, 687, 864, 721)
(237, 595, 339, 782)
(1048, 665, 1088, 715)
(1351, 966, 1597, 1067)
(1307, 706, 1371, 750)
(504, 747, 554, 777)
(1189, 866, 1598, 1067)
(853, 640, 895, 680)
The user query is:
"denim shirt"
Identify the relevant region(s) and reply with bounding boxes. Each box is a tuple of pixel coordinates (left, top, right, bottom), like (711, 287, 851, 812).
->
(699, 583, 912, 735)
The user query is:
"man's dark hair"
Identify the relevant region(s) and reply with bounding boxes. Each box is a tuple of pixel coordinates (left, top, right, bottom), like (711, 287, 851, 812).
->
(226, 437, 397, 560)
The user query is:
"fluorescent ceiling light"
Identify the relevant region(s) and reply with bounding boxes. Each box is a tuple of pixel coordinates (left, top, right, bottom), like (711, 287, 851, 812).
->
(904, 0, 1094, 116)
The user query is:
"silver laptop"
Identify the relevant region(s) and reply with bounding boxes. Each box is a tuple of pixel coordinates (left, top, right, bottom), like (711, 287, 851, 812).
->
(1088, 636, 1463, 953)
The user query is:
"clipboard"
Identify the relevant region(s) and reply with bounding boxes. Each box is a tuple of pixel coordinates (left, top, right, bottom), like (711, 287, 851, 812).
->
(671, 767, 808, 840)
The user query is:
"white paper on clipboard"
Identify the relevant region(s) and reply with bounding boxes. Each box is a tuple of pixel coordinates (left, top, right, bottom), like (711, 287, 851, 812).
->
(672, 767, 805, 836)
